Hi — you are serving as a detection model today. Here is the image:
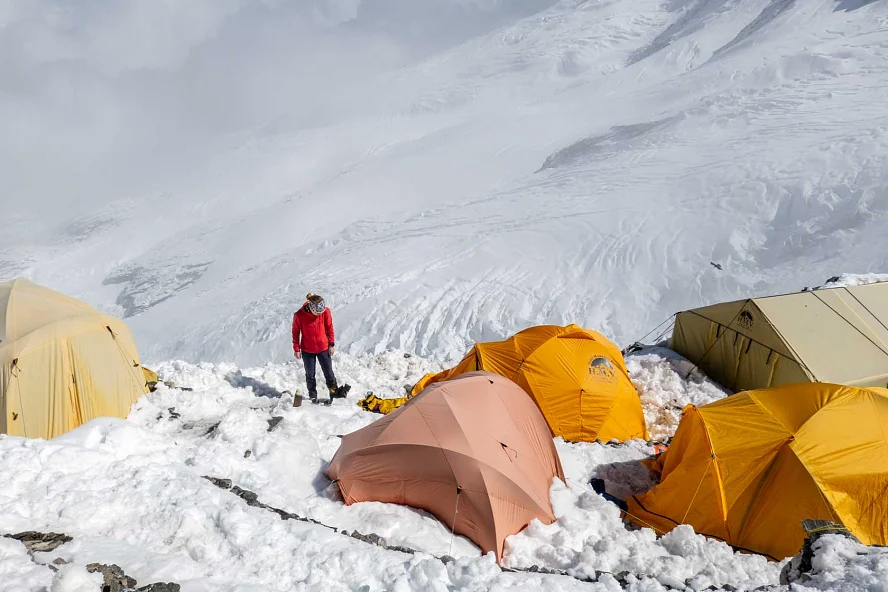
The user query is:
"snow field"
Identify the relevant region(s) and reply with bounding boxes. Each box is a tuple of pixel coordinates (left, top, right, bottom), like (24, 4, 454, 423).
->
(3, 346, 888, 590)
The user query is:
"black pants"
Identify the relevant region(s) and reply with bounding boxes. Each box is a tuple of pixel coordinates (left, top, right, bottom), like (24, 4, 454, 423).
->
(303, 350, 337, 398)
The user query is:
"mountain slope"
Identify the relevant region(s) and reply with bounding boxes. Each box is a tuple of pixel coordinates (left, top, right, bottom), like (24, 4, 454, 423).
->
(2, 0, 887, 364)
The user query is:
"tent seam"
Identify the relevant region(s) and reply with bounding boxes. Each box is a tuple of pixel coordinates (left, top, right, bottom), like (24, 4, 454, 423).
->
(745, 392, 796, 435)
(412, 399, 468, 494)
(694, 406, 727, 521)
(808, 291, 888, 362)
(831, 391, 888, 532)
(685, 301, 753, 382)
(1, 322, 131, 355)
(106, 325, 147, 395)
(784, 445, 844, 527)
(844, 287, 888, 337)
(680, 309, 806, 372)
(730, 440, 791, 546)
(835, 289, 888, 352)
(754, 306, 817, 381)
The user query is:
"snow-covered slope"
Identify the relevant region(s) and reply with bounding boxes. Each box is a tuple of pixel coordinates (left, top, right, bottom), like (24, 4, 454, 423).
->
(2, 0, 887, 365)
(1, 351, 884, 591)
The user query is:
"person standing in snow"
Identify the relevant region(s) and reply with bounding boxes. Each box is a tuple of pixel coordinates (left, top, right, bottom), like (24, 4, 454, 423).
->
(292, 293, 344, 405)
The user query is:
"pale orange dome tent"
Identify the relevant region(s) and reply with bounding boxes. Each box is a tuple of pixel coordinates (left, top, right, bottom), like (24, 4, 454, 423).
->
(410, 324, 649, 443)
(626, 383, 888, 560)
(0, 278, 150, 439)
(326, 372, 565, 561)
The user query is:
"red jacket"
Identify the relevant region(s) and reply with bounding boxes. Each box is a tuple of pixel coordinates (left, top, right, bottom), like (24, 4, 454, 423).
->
(292, 304, 335, 354)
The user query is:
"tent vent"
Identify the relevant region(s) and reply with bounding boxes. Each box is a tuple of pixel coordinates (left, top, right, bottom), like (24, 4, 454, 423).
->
(501, 442, 518, 461)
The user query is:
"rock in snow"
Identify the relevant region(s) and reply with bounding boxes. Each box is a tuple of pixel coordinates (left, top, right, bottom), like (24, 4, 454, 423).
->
(4, 532, 73, 554)
(85, 563, 138, 591)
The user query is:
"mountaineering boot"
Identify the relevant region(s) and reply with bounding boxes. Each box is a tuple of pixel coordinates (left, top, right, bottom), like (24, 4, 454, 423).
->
(333, 384, 351, 399)
(310, 396, 320, 405)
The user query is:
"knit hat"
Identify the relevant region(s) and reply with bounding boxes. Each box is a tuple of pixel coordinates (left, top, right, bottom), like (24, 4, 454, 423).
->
(306, 293, 326, 315)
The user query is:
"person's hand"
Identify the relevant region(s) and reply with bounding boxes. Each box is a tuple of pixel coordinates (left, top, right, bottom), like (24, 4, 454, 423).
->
(295, 351, 302, 360)
(328, 347, 335, 357)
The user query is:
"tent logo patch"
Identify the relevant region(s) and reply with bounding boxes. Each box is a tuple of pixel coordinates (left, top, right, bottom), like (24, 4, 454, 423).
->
(738, 310, 755, 329)
(588, 356, 617, 382)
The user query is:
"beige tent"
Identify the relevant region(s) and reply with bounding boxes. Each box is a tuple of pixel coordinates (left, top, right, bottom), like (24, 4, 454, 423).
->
(326, 372, 565, 561)
(0, 278, 148, 439)
(671, 282, 888, 392)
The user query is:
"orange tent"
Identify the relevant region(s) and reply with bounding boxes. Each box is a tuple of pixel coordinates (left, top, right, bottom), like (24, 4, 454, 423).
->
(326, 372, 565, 560)
(411, 325, 648, 443)
(626, 383, 888, 560)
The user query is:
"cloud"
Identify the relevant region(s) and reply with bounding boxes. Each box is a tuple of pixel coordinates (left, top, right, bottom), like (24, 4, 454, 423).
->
(0, 0, 556, 225)
(0, 1, 397, 222)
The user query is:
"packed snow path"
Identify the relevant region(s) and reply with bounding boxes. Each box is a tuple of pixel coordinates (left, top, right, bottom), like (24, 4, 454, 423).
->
(0, 348, 866, 592)
(3, 0, 888, 364)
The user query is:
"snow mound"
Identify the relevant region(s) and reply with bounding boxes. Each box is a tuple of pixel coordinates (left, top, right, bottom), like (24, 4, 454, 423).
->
(819, 273, 888, 289)
(789, 534, 888, 591)
(505, 481, 777, 590)
(626, 347, 730, 441)
(50, 564, 103, 592)
(0, 537, 54, 591)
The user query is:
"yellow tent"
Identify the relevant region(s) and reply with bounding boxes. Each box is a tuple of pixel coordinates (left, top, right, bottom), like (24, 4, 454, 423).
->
(412, 325, 649, 443)
(0, 278, 149, 439)
(626, 383, 888, 560)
